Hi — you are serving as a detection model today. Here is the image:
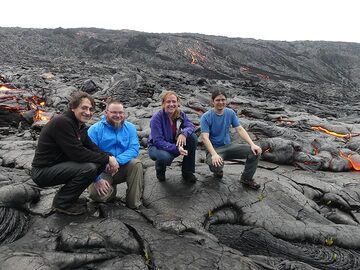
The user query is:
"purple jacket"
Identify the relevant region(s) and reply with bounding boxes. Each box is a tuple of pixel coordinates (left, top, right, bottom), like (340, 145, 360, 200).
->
(147, 109, 195, 155)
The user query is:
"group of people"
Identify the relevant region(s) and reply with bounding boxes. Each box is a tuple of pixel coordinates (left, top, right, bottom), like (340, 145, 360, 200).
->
(31, 89, 262, 215)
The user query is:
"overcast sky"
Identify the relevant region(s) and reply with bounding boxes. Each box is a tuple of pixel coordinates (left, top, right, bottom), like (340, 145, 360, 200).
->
(2, 0, 359, 43)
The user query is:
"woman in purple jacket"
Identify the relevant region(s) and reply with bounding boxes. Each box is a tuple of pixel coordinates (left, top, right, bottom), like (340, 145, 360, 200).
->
(148, 91, 197, 183)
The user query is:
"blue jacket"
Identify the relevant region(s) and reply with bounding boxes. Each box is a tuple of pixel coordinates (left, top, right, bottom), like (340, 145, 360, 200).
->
(147, 109, 195, 155)
(88, 115, 140, 166)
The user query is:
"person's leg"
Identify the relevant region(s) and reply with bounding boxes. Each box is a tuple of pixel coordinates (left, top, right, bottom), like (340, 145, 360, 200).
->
(205, 149, 224, 178)
(148, 146, 176, 181)
(32, 161, 104, 209)
(219, 143, 260, 181)
(87, 172, 115, 203)
(111, 159, 143, 209)
(181, 133, 198, 182)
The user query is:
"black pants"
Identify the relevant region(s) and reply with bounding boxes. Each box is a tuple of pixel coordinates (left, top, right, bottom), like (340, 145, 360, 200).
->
(32, 161, 105, 209)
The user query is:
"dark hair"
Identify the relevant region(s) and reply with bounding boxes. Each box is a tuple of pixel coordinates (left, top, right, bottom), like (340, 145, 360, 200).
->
(211, 88, 227, 101)
(68, 91, 95, 110)
(106, 98, 123, 110)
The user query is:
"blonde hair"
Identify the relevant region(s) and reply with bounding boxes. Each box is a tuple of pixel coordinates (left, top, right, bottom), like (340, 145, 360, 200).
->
(161, 90, 181, 120)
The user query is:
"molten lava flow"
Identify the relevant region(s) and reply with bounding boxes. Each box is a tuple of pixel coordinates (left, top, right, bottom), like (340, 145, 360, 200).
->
(28, 96, 51, 122)
(187, 48, 205, 65)
(0, 85, 10, 91)
(1, 82, 51, 123)
(0, 83, 16, 91)
(264, 148, 271, 153)
(257, 73, 270, 80)
(311, 126, 351, 139)
(340, 151, 360, 171)
(311, 142, 319, 155)
(34, 109, 51, 121)
(276, 116, 295, 126)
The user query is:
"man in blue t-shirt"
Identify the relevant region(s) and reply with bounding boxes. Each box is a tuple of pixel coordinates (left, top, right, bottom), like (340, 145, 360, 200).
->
(200, 89, 262, 190)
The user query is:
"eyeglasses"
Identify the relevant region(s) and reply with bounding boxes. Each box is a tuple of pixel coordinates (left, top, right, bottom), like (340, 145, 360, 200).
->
(107, 110, 125, 115)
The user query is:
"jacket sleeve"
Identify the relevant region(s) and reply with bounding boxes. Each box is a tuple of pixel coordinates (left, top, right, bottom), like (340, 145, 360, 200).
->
(179, 112, 195, 137)
(116, 124, 140, 165)
(87, 123, 99, 146)
(54, 118, 109, 164)
(150, 113, 179, 155)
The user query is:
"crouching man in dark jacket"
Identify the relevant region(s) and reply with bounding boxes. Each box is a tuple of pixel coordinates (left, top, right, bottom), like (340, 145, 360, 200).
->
(31, 91, 119, 215)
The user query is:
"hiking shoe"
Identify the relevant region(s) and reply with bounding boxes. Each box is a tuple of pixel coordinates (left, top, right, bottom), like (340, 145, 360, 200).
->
(52, 204, 87, 216)
(213, 171, 223, 179)
(156, 171, 166, 182)
(76, 197, 88, 206)
(182, 172, 197, 183)
(240, 179, 260, 190)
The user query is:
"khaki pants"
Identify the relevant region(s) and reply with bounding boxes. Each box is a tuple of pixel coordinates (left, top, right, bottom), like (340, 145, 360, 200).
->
(88, 159, 143, 209)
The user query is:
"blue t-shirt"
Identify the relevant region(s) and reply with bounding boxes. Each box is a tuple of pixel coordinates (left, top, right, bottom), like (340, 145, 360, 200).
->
(200, 108, 240, 148)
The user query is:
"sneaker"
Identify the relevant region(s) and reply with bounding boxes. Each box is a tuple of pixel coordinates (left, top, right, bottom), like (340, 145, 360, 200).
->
(213, 171, 223, 179)
(240, 179, 260, 190)
(156, 171, 166, 182)
(182, 172, 197, 183)
(52, 203, 87, 216)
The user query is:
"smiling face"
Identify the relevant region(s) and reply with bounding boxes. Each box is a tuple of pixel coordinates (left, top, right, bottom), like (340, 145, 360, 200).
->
(162, 94, 179, 116)
(71, 98, 94, 124)
(105, 102, 125, 128)
(212, 94, 227, 114)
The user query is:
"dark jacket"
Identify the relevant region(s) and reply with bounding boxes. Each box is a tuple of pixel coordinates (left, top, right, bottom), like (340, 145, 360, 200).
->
(32, 110, 109, 168)
(147, 109, 195, 155)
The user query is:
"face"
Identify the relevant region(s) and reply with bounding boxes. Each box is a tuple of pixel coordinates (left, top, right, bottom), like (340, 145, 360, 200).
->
(212, 94, 227, 113)
(71, 98, 94, 124)
(163, 94, 179, 115)
(106, 103, 125, 127)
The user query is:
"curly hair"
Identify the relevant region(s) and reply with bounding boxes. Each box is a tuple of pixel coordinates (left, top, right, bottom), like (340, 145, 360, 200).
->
(68, 91, 95, 110)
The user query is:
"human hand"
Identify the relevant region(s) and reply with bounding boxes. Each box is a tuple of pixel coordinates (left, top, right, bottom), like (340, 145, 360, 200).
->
(178, 146, 188, 156)
(106, 164, 119, 176)
(94, 179, 111, 197)
(211, 154, 223, 167)
(176, 134, 187, 148)
(251, 144, 262, 155)
(108, 156, 119, 175)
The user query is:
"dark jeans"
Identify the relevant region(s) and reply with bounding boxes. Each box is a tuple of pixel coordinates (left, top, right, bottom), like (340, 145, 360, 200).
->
(32, 161, 105, 209)
(206, 143, 260, 181)
(148, 133, 197, 174)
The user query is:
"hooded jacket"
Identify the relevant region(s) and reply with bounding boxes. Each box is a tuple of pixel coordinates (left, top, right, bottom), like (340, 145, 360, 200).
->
(88, 115, 140, 166)
(147, 109, 195, 155)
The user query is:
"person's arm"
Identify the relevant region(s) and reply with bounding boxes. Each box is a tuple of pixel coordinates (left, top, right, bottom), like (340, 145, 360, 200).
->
(150, 112, 179, 154)
(55, 117, 109, 164)
(176, 112, 194, 148)
(88, 123, 119, 180)
(115, 124, 140, 165)
(179, 112, 195, 137)
(201, 132, 223, 167)
(235, 126, 262, 155)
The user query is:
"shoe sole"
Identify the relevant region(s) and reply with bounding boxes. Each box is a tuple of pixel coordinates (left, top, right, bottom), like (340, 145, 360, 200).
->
(240, 181, 260, 190)
(52, 207, 86, 216)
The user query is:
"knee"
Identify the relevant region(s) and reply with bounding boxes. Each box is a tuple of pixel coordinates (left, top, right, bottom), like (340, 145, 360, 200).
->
(153, 151, 173, 166)
(186, 133, 198, 147)
(130, 159, 143, 171)
(248, 152, 260, 161)
(81, 162, 100, 177)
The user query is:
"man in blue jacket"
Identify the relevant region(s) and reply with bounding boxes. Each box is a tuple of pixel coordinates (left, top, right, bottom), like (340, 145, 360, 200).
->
(87, 99, 143, 209)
